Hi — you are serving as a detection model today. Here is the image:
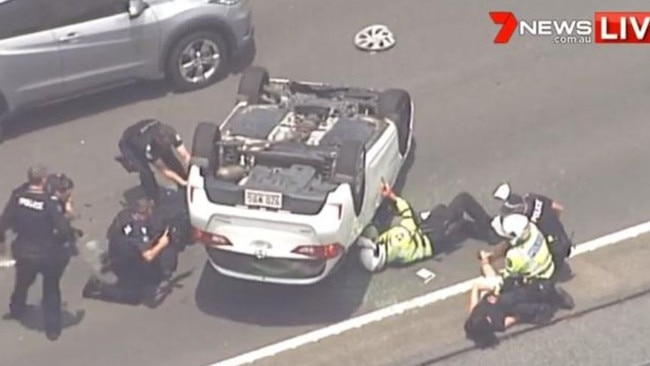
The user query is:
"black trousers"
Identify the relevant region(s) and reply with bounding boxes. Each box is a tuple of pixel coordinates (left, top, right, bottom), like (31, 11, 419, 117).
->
(94, 247, 178, 305)
(497, 283, 549, 323)
(421, 192, 495, 246)
(119, 141, 186, 201)
(10, 254, 70, 332)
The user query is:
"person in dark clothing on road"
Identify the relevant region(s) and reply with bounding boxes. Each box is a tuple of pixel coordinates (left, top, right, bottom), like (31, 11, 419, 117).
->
(81, 197, 177, 305)
(464, 250, 574, 348)
(46, 173, 82, 256)
(419, 191, 502, 246)
(116, 119, 191, 201)
(0, 165, 75, 341)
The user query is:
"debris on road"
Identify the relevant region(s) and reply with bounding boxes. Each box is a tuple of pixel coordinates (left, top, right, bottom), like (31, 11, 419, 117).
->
(354, 24, 396, 52)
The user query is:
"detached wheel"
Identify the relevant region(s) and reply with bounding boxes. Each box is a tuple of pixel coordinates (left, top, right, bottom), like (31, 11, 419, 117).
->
(166, 31, 229, 92)
(377, 89, 412, 155)
(332, 140, 366, 216)
(237, 66, 269, 104)
(191, 122, 221, 172)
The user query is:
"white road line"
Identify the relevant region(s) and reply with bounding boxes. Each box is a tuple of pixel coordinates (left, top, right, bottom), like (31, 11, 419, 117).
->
(210, 220, 650, 366)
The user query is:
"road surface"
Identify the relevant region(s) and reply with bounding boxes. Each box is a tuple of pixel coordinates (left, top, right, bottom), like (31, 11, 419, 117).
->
(250, 234, 650, 366)
(1, 0, 650, 365)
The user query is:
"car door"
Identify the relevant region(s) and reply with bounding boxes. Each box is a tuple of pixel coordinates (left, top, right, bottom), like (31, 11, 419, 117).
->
(51, 0, 161, 95)
(0, 0, 63, 109)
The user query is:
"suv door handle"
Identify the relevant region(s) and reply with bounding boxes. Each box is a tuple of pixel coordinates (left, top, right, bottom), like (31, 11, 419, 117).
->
(58, 32, 80, 42)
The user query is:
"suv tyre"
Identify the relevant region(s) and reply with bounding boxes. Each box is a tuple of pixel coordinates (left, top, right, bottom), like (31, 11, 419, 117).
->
(166, 30, 229, 92)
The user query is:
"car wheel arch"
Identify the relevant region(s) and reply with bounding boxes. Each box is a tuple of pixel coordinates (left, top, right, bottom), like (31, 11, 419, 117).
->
(159, 17, 236, 74)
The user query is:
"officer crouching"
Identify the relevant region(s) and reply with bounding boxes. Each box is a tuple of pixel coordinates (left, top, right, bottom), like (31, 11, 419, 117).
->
(82, 197, 178, 305)
(0, 165, 75, 341)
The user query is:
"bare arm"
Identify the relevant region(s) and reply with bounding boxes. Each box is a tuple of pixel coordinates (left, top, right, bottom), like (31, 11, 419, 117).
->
(468, 284, 481, 313)
(504, 316, 518, 328)
(153, 159, 187, 186)
(552, 201, 564, 215)
(175, 145, 191, 166)
(142, 229, 170, 262)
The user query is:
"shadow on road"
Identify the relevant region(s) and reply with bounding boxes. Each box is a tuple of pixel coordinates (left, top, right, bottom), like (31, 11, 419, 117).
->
(143, 270, 195, 309)
(3, 40, 256, 141)
(2, 303, 85, 335)
(194, 250, 372, 326)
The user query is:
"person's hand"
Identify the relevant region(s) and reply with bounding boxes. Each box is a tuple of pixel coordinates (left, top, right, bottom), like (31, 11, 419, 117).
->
(478, 250, 493, 263)
(158, 228, 171, 247)
(380, 179, 395, 199)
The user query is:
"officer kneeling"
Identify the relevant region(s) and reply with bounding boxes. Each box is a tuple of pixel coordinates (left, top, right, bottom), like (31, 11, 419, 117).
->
(82, 198, 178, 305)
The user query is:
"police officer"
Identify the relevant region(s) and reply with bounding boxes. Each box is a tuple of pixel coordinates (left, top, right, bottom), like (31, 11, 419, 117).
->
(81, 197, 176, 305)
(358, 181, 496, 272)
(493, 182, 572, 270)
(0, 165, 74, 341)
(487, 214, 573, 308)
(464, 250, 572, 348)
(117, 119, 191, 201)
(46, 174, 82, 256)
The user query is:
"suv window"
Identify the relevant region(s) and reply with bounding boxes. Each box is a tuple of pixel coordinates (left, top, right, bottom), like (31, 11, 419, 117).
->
(0, 0, 57, 40)
(54, 0, 128, 27)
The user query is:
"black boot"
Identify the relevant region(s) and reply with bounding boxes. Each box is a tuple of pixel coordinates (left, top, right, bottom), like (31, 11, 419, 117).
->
(82, 277, 103, 299)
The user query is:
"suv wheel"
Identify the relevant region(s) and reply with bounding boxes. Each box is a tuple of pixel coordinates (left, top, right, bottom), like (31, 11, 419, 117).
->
(166, 31, 229, 92)
(237, 66, 269, 104)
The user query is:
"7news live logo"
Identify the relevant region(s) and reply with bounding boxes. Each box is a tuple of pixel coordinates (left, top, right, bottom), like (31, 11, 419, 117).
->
(490, 11, 650, 44)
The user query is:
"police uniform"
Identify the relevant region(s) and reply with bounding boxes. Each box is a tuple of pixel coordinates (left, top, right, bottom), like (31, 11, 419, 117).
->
(118, 120, 186, 200)
(504, 222, 555, 281)
(0, 184, 73, 339)
(84, 208, 176, 305)
(503, 193, 572, 267)
(377, 196, 433, 265)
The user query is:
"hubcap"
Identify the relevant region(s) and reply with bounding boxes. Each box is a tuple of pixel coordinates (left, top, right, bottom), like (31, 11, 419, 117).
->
(354, 24, 396, 52)
(178, 39, 221, 84)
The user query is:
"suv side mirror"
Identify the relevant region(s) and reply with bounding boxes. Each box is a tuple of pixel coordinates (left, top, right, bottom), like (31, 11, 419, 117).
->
(128, 0, 149, 18)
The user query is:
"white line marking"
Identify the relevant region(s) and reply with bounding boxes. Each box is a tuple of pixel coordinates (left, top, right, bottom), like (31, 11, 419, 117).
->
(210, 220, 650, 366)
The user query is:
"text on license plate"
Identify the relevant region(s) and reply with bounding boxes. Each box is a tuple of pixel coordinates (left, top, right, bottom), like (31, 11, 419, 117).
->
(244, 189, 283, 209)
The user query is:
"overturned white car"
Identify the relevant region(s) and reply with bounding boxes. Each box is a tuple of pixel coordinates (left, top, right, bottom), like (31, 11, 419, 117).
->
(187, 66, 415, 284)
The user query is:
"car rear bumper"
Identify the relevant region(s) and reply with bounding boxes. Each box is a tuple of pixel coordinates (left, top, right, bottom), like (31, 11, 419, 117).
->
(205, 246, 338, 285)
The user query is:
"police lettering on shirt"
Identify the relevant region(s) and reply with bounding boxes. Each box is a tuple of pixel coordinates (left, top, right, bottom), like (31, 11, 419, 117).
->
(18, 197, 44, 210)
(530, 199, 543, 223)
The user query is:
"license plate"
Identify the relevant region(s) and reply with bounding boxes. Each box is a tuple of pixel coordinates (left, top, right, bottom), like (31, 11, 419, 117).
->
(244, 189, 283, 209)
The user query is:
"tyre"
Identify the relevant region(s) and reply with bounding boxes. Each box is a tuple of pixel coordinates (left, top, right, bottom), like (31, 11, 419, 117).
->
(332, 140, 366, 216)
(237, 66, 269, 104)
(166, 31, 229, 92)
(191, 122, 221, 172)
(377, 89, 412, 155)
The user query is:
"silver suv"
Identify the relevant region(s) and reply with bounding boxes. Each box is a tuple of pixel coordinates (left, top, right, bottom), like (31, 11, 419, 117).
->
(0, 0, 254, 140)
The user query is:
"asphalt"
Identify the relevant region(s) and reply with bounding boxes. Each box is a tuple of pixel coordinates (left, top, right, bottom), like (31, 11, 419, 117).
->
(250, 235, 650, 366)
(1, 0, 650, 365)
